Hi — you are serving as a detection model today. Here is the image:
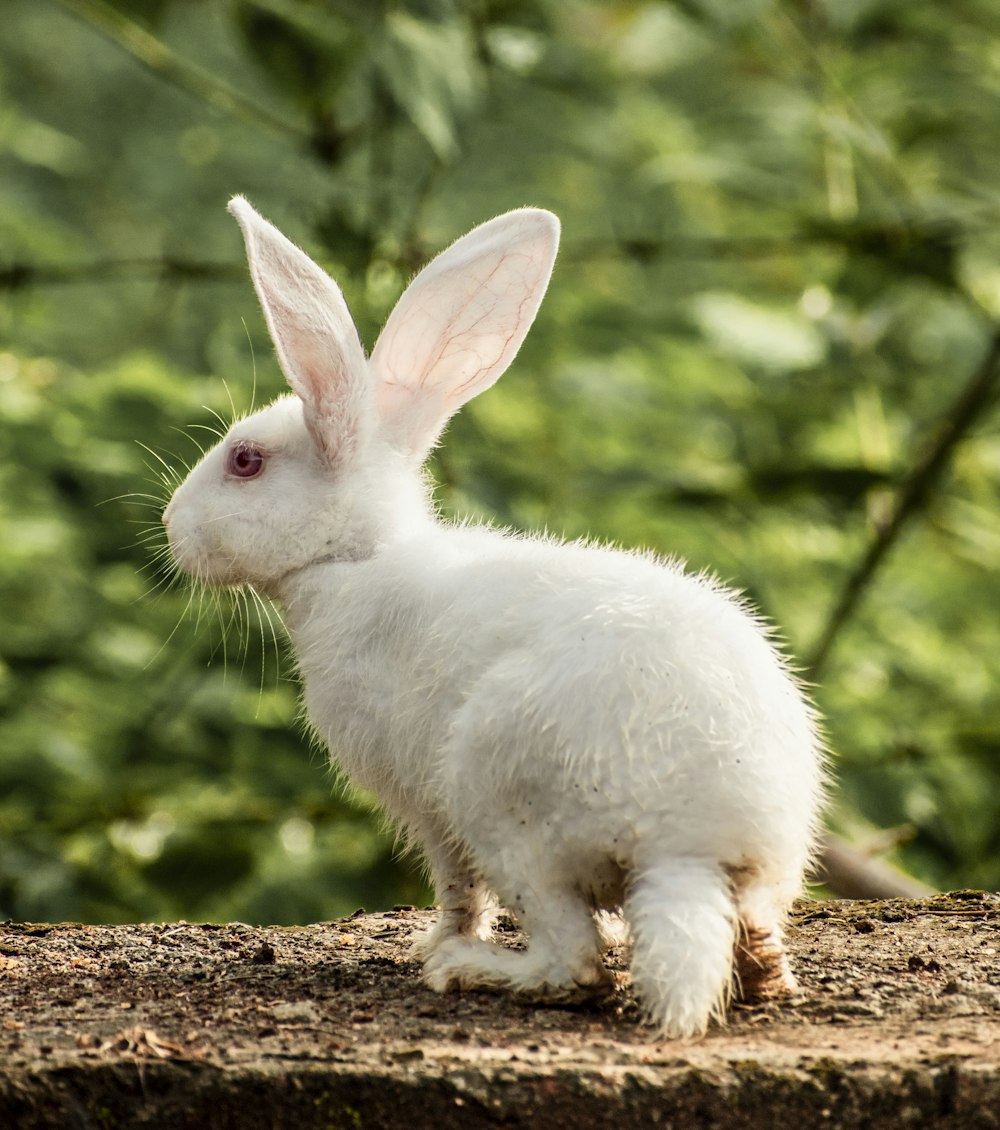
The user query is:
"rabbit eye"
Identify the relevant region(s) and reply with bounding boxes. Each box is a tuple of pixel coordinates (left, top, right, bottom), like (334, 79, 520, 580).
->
(226, 442, 265, 479)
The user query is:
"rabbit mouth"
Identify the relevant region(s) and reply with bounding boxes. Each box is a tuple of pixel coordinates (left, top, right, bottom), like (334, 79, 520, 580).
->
(162, 522, 238, 589)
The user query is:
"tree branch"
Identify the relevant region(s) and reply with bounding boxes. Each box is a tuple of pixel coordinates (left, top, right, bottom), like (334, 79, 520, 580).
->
(813, 832, 935, 900)
(0, 233, 803, 294)
(805, 321, 1000, 679)
(3, 215, 962, 294)
(0, 259, 244, 290)
(53, 0, 309, 142)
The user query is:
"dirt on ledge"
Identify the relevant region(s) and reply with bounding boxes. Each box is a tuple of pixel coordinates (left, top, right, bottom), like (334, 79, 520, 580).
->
(1, 892, 998, 1129)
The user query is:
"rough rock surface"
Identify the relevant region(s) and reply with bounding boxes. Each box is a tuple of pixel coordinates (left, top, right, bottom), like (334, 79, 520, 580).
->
(1, 893, 998, 1128)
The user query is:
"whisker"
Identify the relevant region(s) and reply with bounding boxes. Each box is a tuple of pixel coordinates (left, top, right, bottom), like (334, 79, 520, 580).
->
(134, 546, 169, 575)
(142, 576, 203, 666)
(134, 526, 167, 554)
(170, 425, 211, 459)
(246, 585, 283, 710)
(139, 458, 177, 482)
(117, 492, 169, 508)
(198, 509, 251, 527)
(187, 422, 227, 442)
(240, 317, 259, 415)
(220, 379, 241, 429)
(212, 588, 241, 678)
(232, 586, 250, 675)
(204, 402, 238, 437)
(138, 568, 179, 603)
(136, 441, 184, 484)
(131, 536, 171, 556)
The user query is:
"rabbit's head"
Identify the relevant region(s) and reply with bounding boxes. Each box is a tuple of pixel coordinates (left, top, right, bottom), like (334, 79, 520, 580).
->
(163, 198, 560, 595)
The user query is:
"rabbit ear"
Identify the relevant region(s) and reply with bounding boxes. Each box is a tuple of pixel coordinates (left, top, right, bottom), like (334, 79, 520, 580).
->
(228, 197, 370, 467)
(369, 208, 560, 460)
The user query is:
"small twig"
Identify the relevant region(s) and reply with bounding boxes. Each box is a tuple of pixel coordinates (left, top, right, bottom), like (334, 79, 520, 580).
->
(52, 0, 309, 142)
(806, 322, 1000, 679)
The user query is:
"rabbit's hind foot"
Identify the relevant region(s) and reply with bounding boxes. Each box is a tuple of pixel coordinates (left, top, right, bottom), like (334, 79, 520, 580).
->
(422, 933, 613, 1003)
(734, 925, 797, 1002)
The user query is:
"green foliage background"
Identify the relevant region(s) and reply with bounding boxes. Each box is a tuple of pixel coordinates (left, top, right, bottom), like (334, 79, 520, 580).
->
(2, 0, 1000, 923)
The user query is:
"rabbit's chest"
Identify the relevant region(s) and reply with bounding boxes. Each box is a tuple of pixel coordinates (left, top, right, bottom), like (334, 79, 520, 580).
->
(294, 616, 460, 812)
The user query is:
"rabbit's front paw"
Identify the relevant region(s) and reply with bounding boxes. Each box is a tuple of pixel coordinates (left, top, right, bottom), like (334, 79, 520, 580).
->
(422, 936, 507, 993)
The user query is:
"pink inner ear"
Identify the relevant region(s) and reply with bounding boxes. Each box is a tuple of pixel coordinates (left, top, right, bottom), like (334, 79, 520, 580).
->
(273, 314, 339, 413)
(369, 209, 559, 461)
(232, 201, 371, 470)
(263, 313, 360, 467)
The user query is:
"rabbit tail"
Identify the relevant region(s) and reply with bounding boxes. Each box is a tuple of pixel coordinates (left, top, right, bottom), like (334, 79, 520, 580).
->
(625, 857, 738, 1039)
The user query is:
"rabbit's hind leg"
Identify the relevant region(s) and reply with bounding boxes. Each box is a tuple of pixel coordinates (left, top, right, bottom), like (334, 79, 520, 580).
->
(624, 857, 738, 1039)
(729, 864, 798, 1002)
(422, 876, 611, 1001)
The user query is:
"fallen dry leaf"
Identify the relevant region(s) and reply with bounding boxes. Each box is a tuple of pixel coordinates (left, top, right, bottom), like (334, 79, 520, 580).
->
(99, 1026, 185, 1058)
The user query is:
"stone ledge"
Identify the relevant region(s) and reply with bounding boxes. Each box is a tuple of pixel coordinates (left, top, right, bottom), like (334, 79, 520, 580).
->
(1, 893, 998, 1128)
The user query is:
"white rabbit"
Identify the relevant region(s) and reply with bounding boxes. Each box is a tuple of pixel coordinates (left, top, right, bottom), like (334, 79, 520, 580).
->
(163, 197, 825, 1039)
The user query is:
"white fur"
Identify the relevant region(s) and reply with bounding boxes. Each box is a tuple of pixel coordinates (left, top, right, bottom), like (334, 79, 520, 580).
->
(163, 198, 826, 1039)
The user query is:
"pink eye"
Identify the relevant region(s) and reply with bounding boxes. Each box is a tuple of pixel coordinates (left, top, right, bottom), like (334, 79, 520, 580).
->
(226, 442, 265, 479)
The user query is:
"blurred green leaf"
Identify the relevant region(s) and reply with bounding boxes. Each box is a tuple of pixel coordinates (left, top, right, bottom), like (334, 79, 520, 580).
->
(1, 0, 1000, 924)
(374, 11, 482, 161)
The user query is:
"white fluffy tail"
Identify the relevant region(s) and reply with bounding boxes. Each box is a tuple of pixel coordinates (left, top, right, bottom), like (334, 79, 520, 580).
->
(625, 858, 737, 1039)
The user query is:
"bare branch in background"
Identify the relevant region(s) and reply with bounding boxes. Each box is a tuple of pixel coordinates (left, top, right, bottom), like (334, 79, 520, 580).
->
(53, 0, 309, 142)
(0, 259, 244, 291)
(813, 832, 936, 900)
(0, 222, 957, 292)
(806, 322, 1000, 680)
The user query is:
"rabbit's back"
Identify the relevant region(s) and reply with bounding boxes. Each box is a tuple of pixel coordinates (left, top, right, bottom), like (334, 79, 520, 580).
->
(442, 531, 818, 874)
